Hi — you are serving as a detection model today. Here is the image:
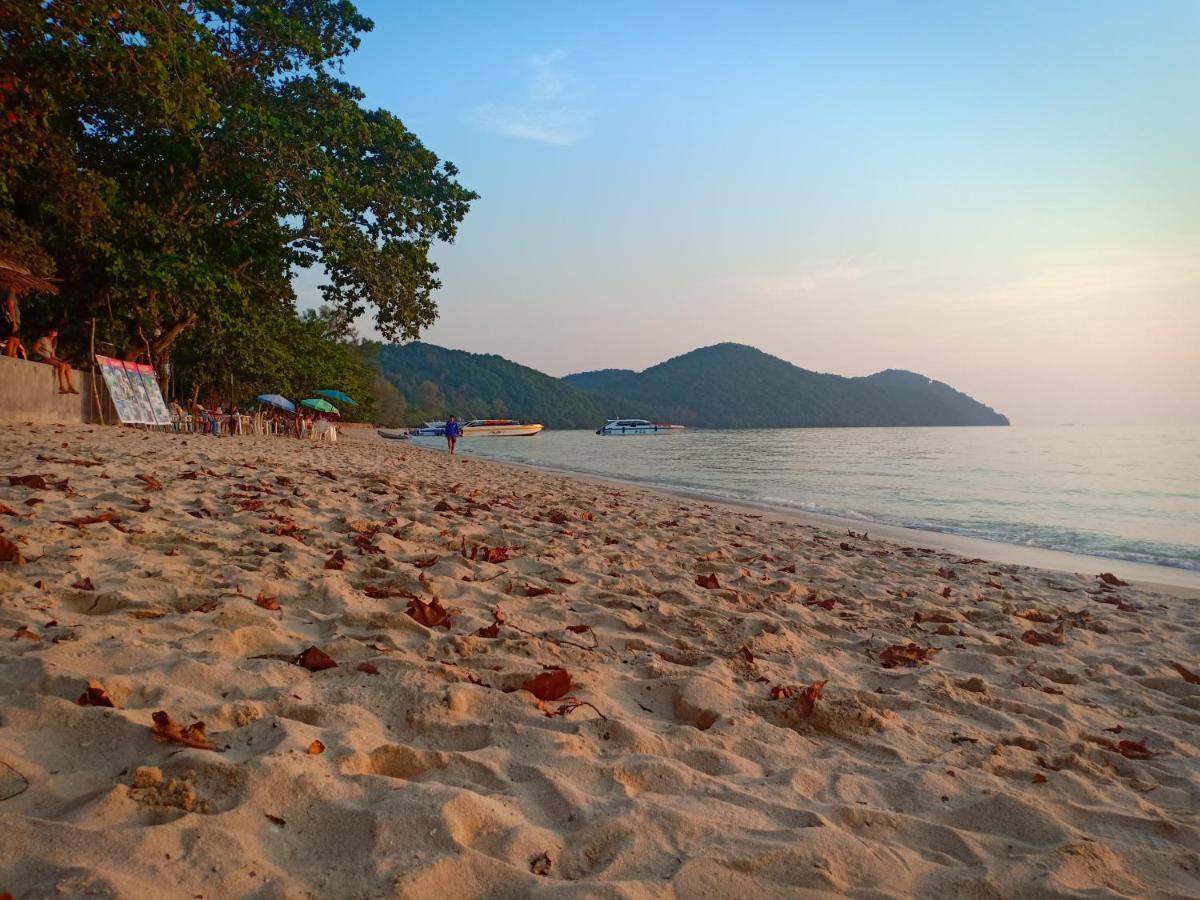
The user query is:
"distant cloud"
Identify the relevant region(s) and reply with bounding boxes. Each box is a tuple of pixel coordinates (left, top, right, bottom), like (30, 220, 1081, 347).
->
(750, 264, 866, 298)
(470, 49, 588, 146)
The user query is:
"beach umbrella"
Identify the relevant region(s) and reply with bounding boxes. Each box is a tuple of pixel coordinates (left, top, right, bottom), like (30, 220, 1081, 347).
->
(314, 389, 356, 406)
(257, 394, 295, 413)
(301, 397, 339, 415)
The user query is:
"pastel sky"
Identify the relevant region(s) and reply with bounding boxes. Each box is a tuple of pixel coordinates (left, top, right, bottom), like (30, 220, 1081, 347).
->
(295, 1, 1200, 426)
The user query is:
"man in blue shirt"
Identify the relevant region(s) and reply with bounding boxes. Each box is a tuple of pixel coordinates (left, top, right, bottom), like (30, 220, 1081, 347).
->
(444, 415, 462, 454)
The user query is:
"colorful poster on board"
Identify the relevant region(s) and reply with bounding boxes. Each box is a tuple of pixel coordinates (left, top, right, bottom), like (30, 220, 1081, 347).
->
(124, 360, 171, 426)
(120, 360, 157, 425)
(96, 355, 150, 424)
(135, 362, 173, 426)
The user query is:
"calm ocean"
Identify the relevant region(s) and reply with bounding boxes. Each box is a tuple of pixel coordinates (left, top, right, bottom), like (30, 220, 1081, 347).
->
(422, 426, 1200, 572)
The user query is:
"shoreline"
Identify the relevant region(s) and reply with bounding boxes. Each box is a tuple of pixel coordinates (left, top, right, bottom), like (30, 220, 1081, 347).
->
(385, 432, 1200, 597)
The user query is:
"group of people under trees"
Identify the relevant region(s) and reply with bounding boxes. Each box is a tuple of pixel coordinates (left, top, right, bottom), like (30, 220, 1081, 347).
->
(4, 286, 78, 394)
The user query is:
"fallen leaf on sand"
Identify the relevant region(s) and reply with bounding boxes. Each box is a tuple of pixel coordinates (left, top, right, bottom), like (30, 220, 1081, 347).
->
(1098, 572, 1128, 587)
(525, 585, 555, 597)
(565, 624, 591, 634)
(0, 535, 24, 564)
(1169, 662, 1199, 684)
(695, 573, 721, 590)
(135, 473, 163, 491)
(265, 814, 287, 827)
(485, 547, 510, 564)
(356, 662, 380, 675)
(433, 500, 455, 512)
(151, 711, 222, 751)
(324, 550, 348, 570)
(294, 646, 338, 671)
(1015, 608, 1057, 624)
(530, 851, 553, 877)
(72, 577, 95, 591)
(477, 623, 501, 638)
(13, 626, 40, 642)
(412, 555, 439, 569)
(8, 474, 49, 489)
(806, 597, 835, 611)
(914, 611, 956, 624)
(77, 680, 118, 707)
(879, 643, 940, 668)
(793, 680, 827, 718)
(405, 597, 455, 629)
(1032, 773, 1048, 784)
(555, 576, 579, 585)
(547, 510, 568, 525)
(0, 502, 17, 517)
(255, 593, 281, 611)
(56, 512, 115, 528)
(308, 739, 325, 755)
(363, 586, 420, 600)
(522, 669, 572, 701)
(1102, 739, 1154, 760)
(1021, 624, 1065, 647)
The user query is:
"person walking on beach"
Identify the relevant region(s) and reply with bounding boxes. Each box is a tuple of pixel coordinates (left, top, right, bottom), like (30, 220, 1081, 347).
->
(444, 415, 462, 454)
(33, 328, 78, 393)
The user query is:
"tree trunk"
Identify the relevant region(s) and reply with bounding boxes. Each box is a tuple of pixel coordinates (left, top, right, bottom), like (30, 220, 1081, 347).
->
(152, 312, 198, 359)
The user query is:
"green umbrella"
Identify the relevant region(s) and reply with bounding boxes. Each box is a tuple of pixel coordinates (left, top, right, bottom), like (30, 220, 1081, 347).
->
(315, 389, 356, 406)
(301, 397, 339, 415)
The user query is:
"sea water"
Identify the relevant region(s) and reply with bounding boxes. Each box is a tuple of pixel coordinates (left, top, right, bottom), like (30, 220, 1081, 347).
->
(428, 425, 1200, 572)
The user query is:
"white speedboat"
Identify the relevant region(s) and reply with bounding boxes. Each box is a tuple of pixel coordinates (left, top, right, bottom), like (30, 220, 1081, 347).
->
(462, 418, 544, 437)
(409, 421, 446, 437)
(596, 418, 685, 435)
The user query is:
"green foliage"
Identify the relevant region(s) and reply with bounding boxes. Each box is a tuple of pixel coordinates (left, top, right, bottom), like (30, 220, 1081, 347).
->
(376, 342, 612, 428)
(0, 0, 475, 405)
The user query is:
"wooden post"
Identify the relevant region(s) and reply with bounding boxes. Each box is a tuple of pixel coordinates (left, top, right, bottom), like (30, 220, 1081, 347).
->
(89, 317, 106, 426)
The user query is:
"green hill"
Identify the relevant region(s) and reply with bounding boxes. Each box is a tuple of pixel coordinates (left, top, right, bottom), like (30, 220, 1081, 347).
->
(564, 344, 1009, 427)
(375, 341, 1009, 428)
(375, 342, 609, 427)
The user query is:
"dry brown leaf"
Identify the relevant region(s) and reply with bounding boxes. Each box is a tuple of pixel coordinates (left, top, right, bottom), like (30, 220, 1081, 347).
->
(294, 646, 338, 671)
(356, 662, 380, 675)
(135, 473, 163, 491)
(525, 585, 555, 597)
(151, 711, 222, 751)
(1021, 624, 1066, 647)
(72, 576, 95, 591)
(1015, 608, 1057, 624)
(522, 669, 572, 701)
(793, 680, 827, 718)
(255, 593, 281, 611)
(1031, 773, 1048, 784)
(13, 626, 40, 642)
(695, 573, 721, 590)
(324, 550, 348, 570)
(1098, 572, 1128, 587)
(914, 611, 956, 624)
(565, 624, 591, 634)
(879, 643, 940, 668)
(1102, 739, 1154, 760)
(476, 623, 501, 638)
(0, 502, 17, 517)
(56, 512, 115, 529)
(265, 813, 287, 827)
(0, 535, 24, 565)
(486, 546, 511, 564)
(77, 679, 118, 708)
(307, 739, 325, 755)
(1169, 662, 1199, 684)
(412, 555, 439, 569)
(433, 499, 455, 512)
(8, 474, 49, 489)
(555, 576, 579, 585)
(530, 851, 553, 877)
(405, 597, 455, 630)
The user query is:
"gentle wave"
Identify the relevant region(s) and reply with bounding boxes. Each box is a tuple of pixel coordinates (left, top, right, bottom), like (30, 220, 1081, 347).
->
(431, 425, 1200, 571)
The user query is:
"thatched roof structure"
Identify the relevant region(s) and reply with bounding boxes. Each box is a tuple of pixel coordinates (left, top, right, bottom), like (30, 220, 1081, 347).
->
(0, 254, 59, 295)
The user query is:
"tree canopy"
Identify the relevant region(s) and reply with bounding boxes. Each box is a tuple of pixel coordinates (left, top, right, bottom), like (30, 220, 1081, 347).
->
(0, 0, 475, 405)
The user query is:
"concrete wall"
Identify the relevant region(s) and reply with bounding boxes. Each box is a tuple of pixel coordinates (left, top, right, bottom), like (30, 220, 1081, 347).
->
(0, 354, 112, 425)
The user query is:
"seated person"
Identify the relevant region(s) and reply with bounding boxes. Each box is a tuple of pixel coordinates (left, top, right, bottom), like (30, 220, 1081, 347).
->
(32, 329, 78, 394)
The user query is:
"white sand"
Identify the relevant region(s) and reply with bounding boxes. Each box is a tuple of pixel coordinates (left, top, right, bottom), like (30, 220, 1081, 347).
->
(1, 423, 1197, 898)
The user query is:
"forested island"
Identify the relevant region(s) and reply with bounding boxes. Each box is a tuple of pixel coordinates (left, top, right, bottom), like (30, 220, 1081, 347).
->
(375, 341, 1009, 428)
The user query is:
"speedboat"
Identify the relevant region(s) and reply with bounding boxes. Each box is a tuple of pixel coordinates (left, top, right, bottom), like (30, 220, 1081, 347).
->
(409, 421, 446, 437)
(596, 418, 685, 435)
(461, 419, 544, 437)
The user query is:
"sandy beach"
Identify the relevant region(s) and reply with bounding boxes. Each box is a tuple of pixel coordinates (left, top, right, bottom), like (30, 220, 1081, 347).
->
(1, 423, 1198, 898)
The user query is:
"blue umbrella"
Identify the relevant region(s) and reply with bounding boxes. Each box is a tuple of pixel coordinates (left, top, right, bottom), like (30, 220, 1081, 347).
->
(315, 389, 356, 406)
(257, 394, 296, 413)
